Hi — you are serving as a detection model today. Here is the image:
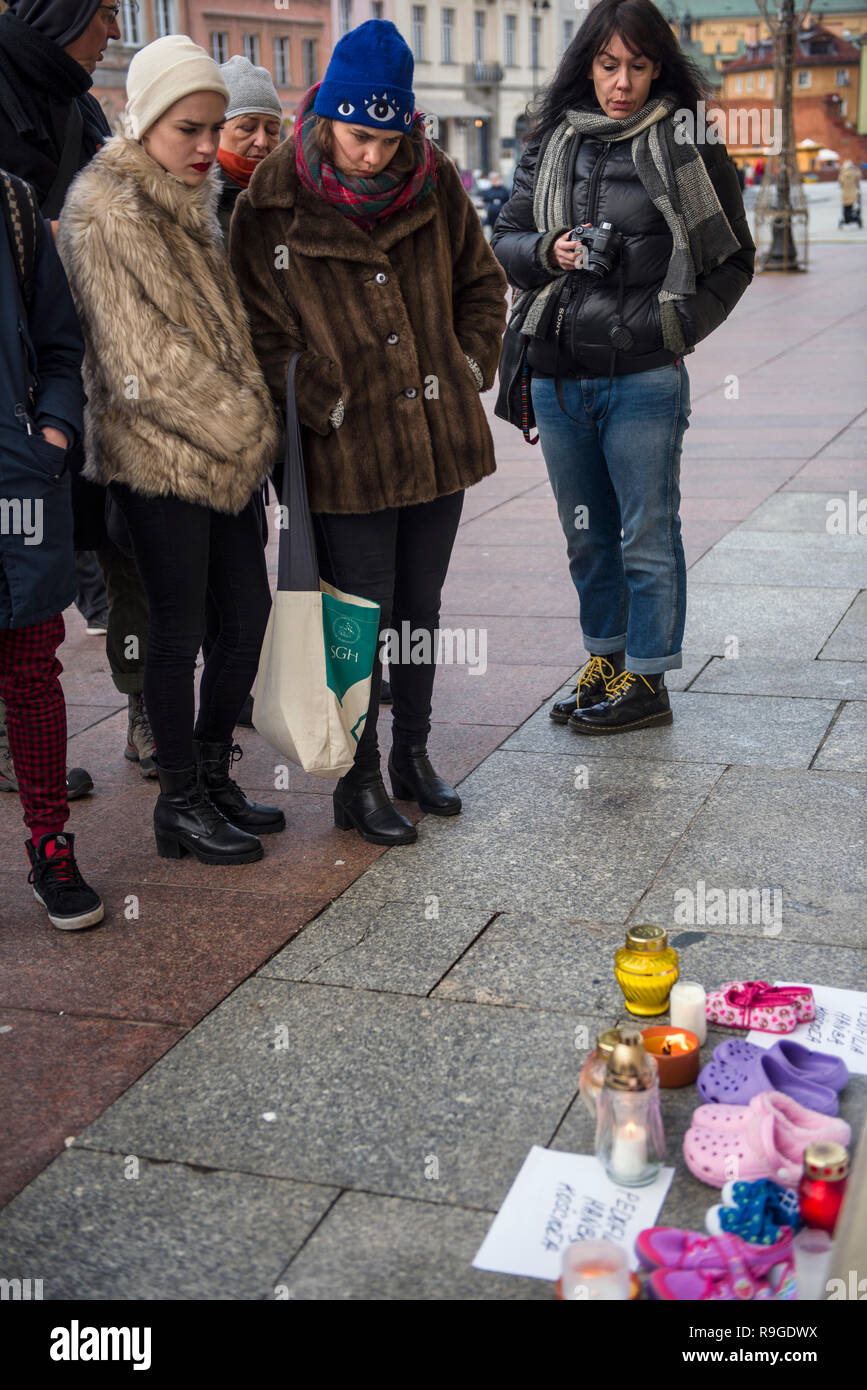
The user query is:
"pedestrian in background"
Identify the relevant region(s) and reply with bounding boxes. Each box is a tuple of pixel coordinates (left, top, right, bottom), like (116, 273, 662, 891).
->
(492, 0, 754, 733)
(838, 159, 861, 228)
(57, 36, 283, 866)
(215, 55, 283, 245)
(0, 0, 156, 783)
(231, 20, 507, 846)
(0, 168, 103, 929)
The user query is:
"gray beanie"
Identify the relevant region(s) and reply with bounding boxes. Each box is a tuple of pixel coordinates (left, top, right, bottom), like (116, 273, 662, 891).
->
(219, 55, 282, 121)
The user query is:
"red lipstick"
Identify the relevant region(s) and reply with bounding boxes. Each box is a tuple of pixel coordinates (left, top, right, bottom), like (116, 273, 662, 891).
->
(191, 162, 211, 172)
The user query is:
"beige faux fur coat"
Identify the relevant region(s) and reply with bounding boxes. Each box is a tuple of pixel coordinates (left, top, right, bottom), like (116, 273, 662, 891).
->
(57, 133, 278, 515)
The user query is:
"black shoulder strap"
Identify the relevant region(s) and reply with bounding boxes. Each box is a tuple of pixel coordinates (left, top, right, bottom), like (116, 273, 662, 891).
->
(41, 98, 83, 219)
(0, 167, 40, 311)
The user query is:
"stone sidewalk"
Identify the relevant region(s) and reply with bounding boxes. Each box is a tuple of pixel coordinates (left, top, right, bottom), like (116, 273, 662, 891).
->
(0, 241, 865, 1299)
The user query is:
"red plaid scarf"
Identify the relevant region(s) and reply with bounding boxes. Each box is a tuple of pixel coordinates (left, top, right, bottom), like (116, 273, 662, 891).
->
(294, 84, 437, 232)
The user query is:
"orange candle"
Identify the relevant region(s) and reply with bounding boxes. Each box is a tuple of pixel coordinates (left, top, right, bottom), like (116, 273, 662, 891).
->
(640, 1027, 700, 1087)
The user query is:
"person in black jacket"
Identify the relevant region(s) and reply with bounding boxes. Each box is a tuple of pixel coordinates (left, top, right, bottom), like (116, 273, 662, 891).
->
(0, 169, 104, 929)
(0, 0, 156, 780)
(492, 0, 754, 733)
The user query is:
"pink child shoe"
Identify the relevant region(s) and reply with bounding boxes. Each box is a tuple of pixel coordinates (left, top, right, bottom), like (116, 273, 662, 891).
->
(648, 1258, 796, 1301)
(684, 1093, 851, 1188)
(708, 984, 800, 1039)
(635, 1226, 792, 1276)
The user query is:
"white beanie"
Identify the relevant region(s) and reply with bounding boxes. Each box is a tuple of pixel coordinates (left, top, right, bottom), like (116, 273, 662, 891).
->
(125, 35, 230, 139)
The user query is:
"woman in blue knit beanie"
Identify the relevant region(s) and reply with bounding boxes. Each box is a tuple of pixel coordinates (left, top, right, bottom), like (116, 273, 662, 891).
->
(232, 20, 508, 847)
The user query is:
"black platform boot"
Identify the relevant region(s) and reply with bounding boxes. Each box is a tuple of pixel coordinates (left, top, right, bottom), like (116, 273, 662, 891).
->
(333, 768, 418, 846)
(550, 652, 625, 724)
(568, 670, 672, 735)
(388, 743, 462, 816)
(154, 764, 264, 863)
(193, 740, 285, 834)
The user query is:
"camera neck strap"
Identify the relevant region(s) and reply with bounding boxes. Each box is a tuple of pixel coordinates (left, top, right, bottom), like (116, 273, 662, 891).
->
(553, 253, 625, 422)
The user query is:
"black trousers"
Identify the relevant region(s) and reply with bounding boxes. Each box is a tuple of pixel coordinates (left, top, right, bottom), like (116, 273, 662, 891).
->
(109, 483, 271, 771)
(313, 490, 464, 775)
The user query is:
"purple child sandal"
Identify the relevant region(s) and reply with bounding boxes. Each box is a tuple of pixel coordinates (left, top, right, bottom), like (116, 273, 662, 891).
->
(635, 1226, 792, 1275)
(698, 1039, 841, 1114)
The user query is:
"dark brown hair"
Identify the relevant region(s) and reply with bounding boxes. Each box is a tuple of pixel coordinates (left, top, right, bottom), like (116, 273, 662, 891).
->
(314, 116, 424, 175)
(529, 0, 708, 142)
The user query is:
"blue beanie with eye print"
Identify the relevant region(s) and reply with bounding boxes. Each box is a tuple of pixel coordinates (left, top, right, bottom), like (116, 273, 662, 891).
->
(314, 19, 414, 133)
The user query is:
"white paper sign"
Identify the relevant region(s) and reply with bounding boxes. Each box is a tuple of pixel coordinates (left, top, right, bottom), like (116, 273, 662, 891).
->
(473, 1145, 674, 1282)
(746, 984, 867, 1075)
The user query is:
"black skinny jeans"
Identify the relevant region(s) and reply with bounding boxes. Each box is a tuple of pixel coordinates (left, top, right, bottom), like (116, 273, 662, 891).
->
(109, 483, 271, 771)
(313, 490, 464, 777)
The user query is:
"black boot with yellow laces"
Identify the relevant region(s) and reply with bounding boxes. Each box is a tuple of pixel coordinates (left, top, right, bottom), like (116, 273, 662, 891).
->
(568, 670, 672, 734)
(549, 652, 625, 724)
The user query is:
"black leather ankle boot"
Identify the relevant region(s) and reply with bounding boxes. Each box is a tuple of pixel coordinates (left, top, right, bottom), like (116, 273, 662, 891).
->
(154, 764, 264, 863)
(388, 744, 461, 816)
(333, 769, 418, 846)
(193, 740, 285, 834)
(550, 651, 625, 723)
(568, 670, 672, 735)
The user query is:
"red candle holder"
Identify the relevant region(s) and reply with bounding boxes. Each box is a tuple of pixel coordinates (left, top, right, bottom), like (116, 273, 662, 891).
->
(640, 1027, 700, 1088)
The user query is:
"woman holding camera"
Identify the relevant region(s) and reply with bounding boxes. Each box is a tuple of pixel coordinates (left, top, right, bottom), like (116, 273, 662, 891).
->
(492, 0, 753, 733)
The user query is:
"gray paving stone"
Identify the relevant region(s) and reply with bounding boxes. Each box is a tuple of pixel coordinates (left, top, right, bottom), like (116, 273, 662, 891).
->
(503, 692, 837, 770)
(691, 655, 867, 701)
(433, 918, 867, 1019)
(683, 584, 858, 658)
(819, 591, 867, 662)
(689, 528, 867, 588)
(636, 767, 867, 948)
(551, 1065, 867, 1239)
(0, 1148, 337, 1300)
(259, 899, 493, 995)
(813, 703, 867, 773)
(337, 750, 723, 921)
(739, 492, 852, 533)
(275, 1191, 553, 1300)
(75, 979, 590, 1210)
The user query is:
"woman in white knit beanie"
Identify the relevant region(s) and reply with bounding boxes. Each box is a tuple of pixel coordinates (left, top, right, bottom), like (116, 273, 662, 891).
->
(57, 35, 286, 866)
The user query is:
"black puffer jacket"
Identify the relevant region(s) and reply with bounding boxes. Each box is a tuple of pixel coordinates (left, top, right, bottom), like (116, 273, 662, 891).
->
(491, 119, 755, 378)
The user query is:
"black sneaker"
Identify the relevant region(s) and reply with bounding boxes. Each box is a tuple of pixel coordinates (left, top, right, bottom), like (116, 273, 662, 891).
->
(26, 832, 105, 930)
(67, 767, 94, 800)
(85, 610, 109, 635)
(568, 670, 673, 735)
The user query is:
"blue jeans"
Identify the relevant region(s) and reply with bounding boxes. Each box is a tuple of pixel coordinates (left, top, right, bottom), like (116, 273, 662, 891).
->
(531, 363, 690, 674)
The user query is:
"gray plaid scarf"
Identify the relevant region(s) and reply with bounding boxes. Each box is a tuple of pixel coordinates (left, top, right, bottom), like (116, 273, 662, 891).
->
(516, 93, 741, 354)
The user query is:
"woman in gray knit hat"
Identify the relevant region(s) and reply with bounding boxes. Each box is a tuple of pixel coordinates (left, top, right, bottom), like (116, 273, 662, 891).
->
(216, 55, 283, 244)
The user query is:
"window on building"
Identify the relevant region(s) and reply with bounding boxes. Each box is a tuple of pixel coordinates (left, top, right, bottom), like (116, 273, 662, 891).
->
(836, 67, 850, 85)
(474, 10, 485, 64)
(210, 32, 228, 65)
(302, 37, 318, 86)
(734, 75, 742, 92)
(839, 97, 847, 116)
(797, 69, 811, 87)
(154, 0, 174, 38)
(504, 13, 517, 67)
(371, 0, 383, 15)
(746, 73, 753, 91)
(530, 14, 541, 70)
(412, 6, 426, 61)
(758, 72, 766, 89)
(242, 34, 260, 66)
(120, 0, 141, 45)
(339, 0, 352, 37)
(274, 36, 289, 87)
(563, 19, 574, 54)
(441, 8, 455, 64)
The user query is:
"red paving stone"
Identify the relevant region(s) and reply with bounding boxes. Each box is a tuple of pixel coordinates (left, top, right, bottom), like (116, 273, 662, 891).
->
(1, 241, 860, 1206)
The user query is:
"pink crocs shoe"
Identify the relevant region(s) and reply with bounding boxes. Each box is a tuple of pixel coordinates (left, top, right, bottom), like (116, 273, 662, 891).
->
(684, 1093, 852, 1188)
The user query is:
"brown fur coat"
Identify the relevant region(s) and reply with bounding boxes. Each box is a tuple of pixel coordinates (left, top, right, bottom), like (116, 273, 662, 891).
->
(56, 134, 278, 515)
(230, 141, 507, 514)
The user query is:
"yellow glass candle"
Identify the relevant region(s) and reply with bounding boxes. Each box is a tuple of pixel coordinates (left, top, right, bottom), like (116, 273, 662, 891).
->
(614, 925, 679, 1017)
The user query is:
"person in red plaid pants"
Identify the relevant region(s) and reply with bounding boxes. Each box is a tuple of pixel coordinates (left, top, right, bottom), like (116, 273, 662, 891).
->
(1, 169, 103, 929)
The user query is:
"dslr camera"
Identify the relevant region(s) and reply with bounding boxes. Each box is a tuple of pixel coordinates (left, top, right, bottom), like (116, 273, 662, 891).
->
(569, 221, 622, 276)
